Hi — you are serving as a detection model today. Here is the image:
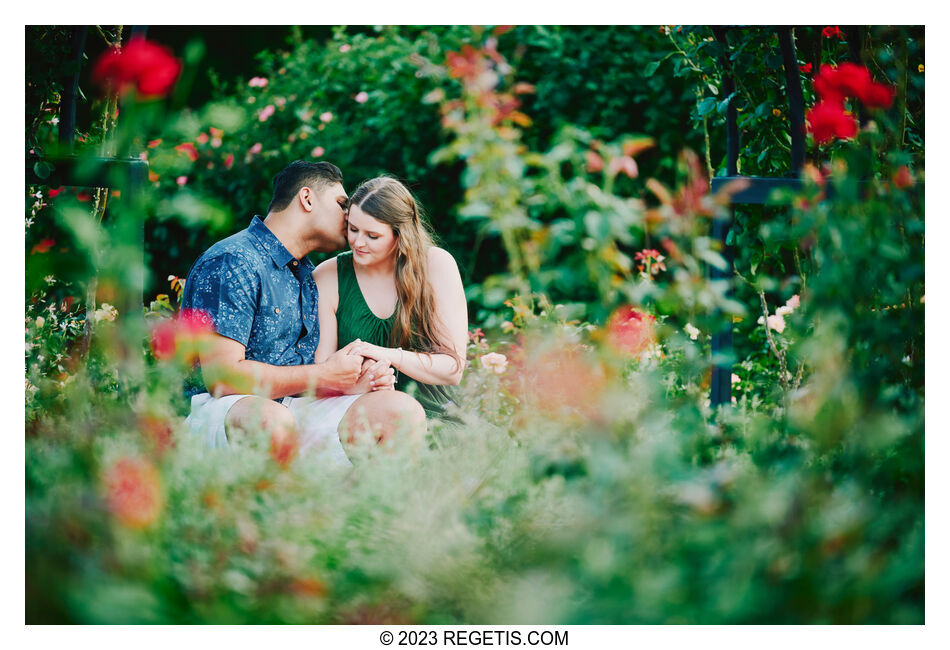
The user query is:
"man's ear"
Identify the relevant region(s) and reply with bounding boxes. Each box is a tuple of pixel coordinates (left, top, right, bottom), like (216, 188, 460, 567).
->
(298, 186, 314, 212)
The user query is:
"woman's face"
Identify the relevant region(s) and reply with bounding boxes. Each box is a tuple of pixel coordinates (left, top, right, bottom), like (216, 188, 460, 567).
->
(347, 204, 398, 266)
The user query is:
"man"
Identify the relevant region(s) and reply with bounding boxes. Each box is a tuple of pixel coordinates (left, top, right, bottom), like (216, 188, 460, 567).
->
(181, 161, 426, 463)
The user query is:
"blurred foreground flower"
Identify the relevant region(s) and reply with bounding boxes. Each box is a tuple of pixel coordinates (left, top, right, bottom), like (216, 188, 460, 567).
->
(480, 352, 508, 374)
(92, 37, 181, 98)
(150, 308, 214, 363)
(93, 303, 118, 323)
(270, 427, 299, 469)
(103, 457, 163, 529)
(606, 305, 657, 358)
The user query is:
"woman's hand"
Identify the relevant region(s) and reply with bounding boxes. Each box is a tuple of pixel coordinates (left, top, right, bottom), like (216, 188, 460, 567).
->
(348, 341, 396, 366)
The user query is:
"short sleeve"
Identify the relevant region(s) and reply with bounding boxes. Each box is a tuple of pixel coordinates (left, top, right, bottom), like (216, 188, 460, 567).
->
(187, 252, 260, 346)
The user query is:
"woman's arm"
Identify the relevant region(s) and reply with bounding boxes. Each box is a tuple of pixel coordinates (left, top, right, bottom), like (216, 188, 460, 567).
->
(313, 258, 395, 394)
(312, 258, 340, 365)
(350, 247, 468, 386)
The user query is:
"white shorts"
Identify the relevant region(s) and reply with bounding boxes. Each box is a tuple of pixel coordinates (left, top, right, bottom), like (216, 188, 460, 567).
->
(184, 392, 362, 466)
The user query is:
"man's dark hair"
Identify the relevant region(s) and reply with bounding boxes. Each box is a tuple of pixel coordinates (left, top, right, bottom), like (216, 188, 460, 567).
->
(267, 161, 343, 213)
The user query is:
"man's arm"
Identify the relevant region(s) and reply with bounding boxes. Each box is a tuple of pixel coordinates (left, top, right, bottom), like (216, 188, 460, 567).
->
(199, 333, 364, 399)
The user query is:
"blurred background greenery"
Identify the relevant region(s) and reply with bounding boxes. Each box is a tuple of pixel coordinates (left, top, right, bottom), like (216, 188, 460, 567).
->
(25, 25, 924, 624)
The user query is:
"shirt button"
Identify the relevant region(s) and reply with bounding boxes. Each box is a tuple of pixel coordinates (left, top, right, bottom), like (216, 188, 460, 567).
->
(275, 308, 280, 314)
(292, 260, 298, 266)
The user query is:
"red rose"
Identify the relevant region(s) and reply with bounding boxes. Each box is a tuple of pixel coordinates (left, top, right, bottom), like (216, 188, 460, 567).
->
(822, 26, 845, 40)
(813, 63, 895, 110)
(103, 457, 163, 529)
(860, 81, 896, 109)
(92, 37, 181, 98)
(806, 101, 858, 145)
(798, 63, 812, 74)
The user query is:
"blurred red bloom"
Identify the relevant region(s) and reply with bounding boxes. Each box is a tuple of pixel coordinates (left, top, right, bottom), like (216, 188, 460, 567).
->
(519, 345, 608, 420)
(139, 414, 176, 456)
(606, 305, 657, 357)
(798, 63, 812, 74)
(270, 427, 299, 469)
(893, 165, 915, 189)
(813, 63, 894, 109)
(174, 142, 199, 162)
(446, 45, 486, 83)
(31, 238, 55, 254)
(47, 187, 63, 198)
(92, 37, 181, 98)
(224, 153, 235, 169)
(150, 309, 214, 362)
(103, 457, 163, 529)
(150, 320, 177, 360)
(806, 101, 858, 144)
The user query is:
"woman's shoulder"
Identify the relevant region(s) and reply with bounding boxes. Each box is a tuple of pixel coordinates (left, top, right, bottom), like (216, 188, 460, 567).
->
(312, 256, 339, 284)
(426, 246, 458, 269)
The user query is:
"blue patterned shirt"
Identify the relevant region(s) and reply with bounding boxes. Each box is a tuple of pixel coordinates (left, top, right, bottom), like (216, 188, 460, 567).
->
(181, 216, 319, 397)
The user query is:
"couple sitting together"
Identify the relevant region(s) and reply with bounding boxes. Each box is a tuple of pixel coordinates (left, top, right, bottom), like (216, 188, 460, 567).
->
(181, 161, 467, 465)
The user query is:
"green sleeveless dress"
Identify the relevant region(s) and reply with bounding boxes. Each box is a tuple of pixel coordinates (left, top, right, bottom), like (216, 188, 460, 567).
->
(335, 251, 458, 419)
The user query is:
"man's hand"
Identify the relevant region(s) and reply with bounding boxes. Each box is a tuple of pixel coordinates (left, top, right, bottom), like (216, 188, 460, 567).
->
(317, 344, 364, 392)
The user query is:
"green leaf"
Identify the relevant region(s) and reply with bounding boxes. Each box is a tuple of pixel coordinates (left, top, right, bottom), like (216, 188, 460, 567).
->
(697, 97, 717, 117)
(644, 60, 661, 76)
(33, 160, 53, 180)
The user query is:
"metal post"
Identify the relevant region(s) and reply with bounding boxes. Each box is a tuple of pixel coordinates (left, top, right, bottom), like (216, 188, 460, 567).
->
(59, 26, 88, 149)
(710, 27, 738, 408)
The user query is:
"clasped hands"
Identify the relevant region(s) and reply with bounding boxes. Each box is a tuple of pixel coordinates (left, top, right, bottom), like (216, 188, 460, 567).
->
(319, 339, 396, 394)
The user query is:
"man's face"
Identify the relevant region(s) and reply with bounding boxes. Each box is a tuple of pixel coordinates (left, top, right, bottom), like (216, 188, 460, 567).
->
(309, 182, 349, 252)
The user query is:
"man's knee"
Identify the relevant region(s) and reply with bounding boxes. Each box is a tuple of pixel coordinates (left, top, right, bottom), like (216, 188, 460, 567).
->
(226, 396, 296, 440)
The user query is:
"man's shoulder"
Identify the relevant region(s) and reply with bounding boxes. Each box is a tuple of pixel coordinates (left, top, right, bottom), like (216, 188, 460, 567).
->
(192, 229, 267, 274)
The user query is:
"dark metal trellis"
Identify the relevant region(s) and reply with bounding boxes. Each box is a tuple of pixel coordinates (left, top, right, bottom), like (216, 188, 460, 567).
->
(28, 26, 150, 312)
(707, 26, 809, 408)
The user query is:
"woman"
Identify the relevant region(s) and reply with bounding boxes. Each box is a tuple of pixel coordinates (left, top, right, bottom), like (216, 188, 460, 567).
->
(312, 176, 468, 420)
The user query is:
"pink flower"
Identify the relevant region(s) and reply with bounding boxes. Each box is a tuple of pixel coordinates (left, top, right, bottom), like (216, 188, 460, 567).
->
(249, 142, 263, 155)
(320, 111, 333, 123)
(586, 150, 604, 173)
(248, 76, 268, 88)
(766, 314, 786, 333)
(196, 133, 209, 144)
(786, 294, 800, 310)
(311, 146, 325, 158)
(174, 142, 199, 162)
(224, 153, 234, 169)
(339, 44, 351, 53)
(480, 352, 508, 374)
(606, 306, 657, 357)
(258, 104, 275, 122)
(608, 155, 639, 178)
(176, 176, 187, 186)
(355, 91, 369, 104)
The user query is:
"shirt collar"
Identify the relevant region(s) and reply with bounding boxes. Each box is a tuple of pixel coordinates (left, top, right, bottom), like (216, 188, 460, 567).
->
(249, 216, 296, 268)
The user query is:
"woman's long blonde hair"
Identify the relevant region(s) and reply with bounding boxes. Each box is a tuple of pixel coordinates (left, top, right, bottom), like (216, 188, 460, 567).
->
(348, 177, 458, 363)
